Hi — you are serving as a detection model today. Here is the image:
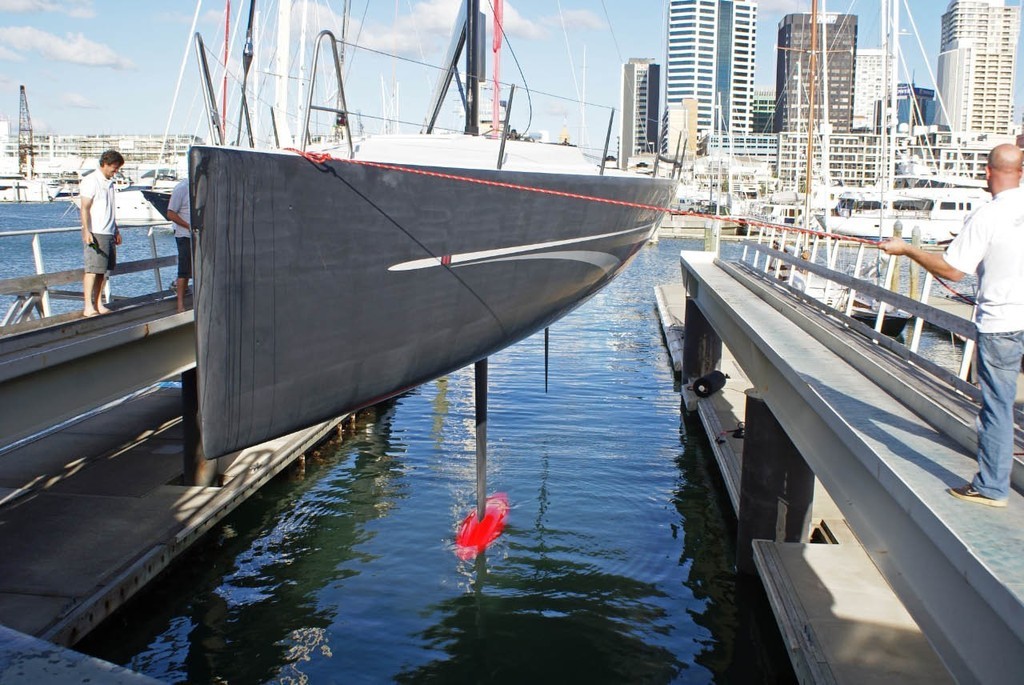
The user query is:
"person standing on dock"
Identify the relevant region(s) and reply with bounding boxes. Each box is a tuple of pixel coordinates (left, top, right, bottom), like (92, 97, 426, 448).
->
(79, 149, 125, 317)
(880, 143, 1024, 508)
(166, 177, 191, 313)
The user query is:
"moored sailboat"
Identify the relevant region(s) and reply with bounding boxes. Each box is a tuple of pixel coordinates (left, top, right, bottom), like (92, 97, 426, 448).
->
(190, 1, 675, 459)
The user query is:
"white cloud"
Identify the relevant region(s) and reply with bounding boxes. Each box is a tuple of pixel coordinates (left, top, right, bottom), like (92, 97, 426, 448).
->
(544, 9, 605, 32)
(497, 3, 547, 41)
(358, 0, 461, 57)
(60, 92, 98, 109)
(0, 45, 23, 61)
(0, 26, 134, 69)
(353, 0, 545, 57)
(0, 0, 94, 18)
(759, 0, 804, 16)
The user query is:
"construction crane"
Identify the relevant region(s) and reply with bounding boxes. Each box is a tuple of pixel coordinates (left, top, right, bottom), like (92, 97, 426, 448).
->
(18, 85, 34, 179)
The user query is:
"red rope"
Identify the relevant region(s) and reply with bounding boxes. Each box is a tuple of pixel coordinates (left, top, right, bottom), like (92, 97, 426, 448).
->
(283, 147, 978, 302)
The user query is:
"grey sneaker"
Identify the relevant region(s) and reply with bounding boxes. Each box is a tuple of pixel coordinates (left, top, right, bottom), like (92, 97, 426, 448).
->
(948, 483, 1007, 508)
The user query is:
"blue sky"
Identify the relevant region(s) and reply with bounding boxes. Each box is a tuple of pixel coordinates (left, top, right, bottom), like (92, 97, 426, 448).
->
(0, 0, 1021, 149)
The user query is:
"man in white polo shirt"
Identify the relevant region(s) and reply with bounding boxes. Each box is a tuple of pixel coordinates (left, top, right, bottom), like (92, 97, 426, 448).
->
(880, 143, 1024, 507)
(79, 149, 125, 317)
(166, 176, 191, 313)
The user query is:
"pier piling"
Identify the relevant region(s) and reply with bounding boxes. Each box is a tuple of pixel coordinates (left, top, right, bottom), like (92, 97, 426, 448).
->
(735, 389, 814, 576)
(182, 368, 216, 486)
(682, 298, 721, 382)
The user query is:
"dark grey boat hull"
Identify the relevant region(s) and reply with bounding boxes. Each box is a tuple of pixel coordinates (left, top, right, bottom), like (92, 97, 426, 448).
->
(191, 146, 674, 458)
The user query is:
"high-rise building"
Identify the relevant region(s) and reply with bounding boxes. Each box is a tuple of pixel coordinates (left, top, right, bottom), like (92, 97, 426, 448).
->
(896, 84, 937, 129)
(852, 48, 886, 131)
(936, 0, 1020, 134)
(619, 58, 661, 168)
(774, 13, 858, 134)
(751, 87, 776, 134)
(665, 0, 758, 136)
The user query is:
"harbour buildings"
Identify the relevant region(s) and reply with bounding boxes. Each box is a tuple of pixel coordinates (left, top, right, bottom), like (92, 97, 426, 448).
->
(775, 12, 858, 134)
(619, 58, 662, 169)
(751, 87, 776, 134)
(665, 0, 758, 136)
(936, 0, 1020, 135)
(0, 118, 197, 178)
(852, 47, 886, 131)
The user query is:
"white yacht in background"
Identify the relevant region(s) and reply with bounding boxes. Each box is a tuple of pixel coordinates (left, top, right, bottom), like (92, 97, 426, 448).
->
(0, 173, 54, 202)
(827, 171, 988, 243)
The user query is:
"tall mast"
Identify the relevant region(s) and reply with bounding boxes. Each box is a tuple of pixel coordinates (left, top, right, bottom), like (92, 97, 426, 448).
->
(803, 0, 819, 229)
(465, 0, 480, 135)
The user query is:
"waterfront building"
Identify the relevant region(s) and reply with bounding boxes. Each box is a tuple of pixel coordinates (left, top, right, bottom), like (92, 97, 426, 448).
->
(619, 58, 662, 169)
(777, 131, 883, 188)
(896, 84, 937, 130)
(775, 12, 858, 134)
(702, 133, 778, 166)
(936, 0, 1020, 135)
(751, 88, 776, 134)
(664, 100, 700, 162)
(665, 0, 758, 136)
(904, 129, 1018, 179)
(0, 119, 198, 178)
(852, 47, 886, 131)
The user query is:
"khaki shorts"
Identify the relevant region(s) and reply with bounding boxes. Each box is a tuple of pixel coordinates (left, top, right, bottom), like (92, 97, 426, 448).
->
(84, 234, 117, 274)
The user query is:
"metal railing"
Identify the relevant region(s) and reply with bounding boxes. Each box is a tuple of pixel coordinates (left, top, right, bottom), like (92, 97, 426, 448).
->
(735, 221, 979, 394)
(1, 224, 177, 329)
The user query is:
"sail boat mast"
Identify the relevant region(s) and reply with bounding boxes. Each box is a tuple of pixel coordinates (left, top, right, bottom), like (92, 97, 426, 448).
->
(803, 0, 819, 229)
(465, 0, 481, 135)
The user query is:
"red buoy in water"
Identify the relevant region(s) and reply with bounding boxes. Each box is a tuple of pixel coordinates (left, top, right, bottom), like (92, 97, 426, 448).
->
(455, 493, 510, 560)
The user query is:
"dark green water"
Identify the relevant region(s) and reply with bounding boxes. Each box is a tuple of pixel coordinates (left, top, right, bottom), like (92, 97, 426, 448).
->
(53, 237, 792, 683)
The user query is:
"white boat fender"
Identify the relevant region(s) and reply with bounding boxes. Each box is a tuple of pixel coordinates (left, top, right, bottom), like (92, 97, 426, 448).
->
(692, 370, 729, 398)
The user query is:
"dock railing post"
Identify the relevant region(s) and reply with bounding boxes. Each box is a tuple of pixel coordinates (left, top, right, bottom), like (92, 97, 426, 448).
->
(736, 389, 814, 576)
(182, 368, 216, 486)
(30, 233, 50, 317)
(909, 225, 921, 300)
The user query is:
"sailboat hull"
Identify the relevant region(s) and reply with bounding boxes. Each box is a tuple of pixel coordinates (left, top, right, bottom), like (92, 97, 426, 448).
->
(190, 145, 674, 459)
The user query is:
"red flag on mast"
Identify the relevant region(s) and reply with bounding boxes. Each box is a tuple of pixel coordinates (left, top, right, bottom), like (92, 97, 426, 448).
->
(491, 0, 503, 136)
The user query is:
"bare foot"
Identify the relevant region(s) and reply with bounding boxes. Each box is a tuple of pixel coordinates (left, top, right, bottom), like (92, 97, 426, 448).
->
(97, 305, 112, 314)
(83, 309, 98, 318)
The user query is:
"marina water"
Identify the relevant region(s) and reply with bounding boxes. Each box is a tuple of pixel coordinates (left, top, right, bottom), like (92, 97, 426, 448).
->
(3, 203, 793, 683)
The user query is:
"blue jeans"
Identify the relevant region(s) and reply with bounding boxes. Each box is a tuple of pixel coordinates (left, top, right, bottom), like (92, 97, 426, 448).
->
(974, 330, 1024, 500)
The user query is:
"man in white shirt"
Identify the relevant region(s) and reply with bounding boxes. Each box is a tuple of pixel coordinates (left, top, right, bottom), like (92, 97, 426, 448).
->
(880, 143, 1024, 507)
(79, 149, 124, 317)
(167, 177, 191, 313)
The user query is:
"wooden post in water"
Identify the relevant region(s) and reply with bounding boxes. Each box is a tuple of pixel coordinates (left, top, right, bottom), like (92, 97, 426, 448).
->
(736, 390, 815, 576)
(909, 225, 921, 300)
(182, 368, 216, 486)
(682, 299, 721, 382)
(703, 219, 720, 254)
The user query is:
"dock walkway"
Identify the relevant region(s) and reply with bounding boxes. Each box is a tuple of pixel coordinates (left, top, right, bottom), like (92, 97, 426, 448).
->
(0, 382, 343, 650)
(656, 282, 952, 684)
(656, 252, 1024, 684)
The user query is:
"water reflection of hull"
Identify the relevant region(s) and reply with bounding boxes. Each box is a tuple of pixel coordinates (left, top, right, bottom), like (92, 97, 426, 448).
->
(191, 145, 674, 459)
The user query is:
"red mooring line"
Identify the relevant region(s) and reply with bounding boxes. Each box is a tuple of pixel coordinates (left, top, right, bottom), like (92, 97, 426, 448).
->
(283, 146, 1009, 445)
(283, 147, 984, 305)
(284, 147, 883, 245)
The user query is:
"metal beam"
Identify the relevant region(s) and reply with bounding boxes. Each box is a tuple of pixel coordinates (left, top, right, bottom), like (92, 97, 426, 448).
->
(0, 303, 195, 450)
(681, 250, 1024, 685)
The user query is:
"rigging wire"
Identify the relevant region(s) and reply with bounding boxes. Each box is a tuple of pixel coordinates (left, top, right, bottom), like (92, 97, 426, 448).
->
(599, 0, 623, 64)
(485, 0, 533, 135)
(163, 0, 204, 161)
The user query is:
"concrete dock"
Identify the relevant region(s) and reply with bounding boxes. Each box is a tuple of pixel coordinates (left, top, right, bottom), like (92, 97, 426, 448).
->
(0, 381, 345, 678)
(655, 281, 954, 684)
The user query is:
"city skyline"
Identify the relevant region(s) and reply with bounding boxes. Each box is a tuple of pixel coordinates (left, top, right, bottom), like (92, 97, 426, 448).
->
(0, 0, 1021, 144)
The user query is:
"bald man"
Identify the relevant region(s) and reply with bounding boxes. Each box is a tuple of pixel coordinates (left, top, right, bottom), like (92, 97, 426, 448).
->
(881, 143, 1024, 507)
